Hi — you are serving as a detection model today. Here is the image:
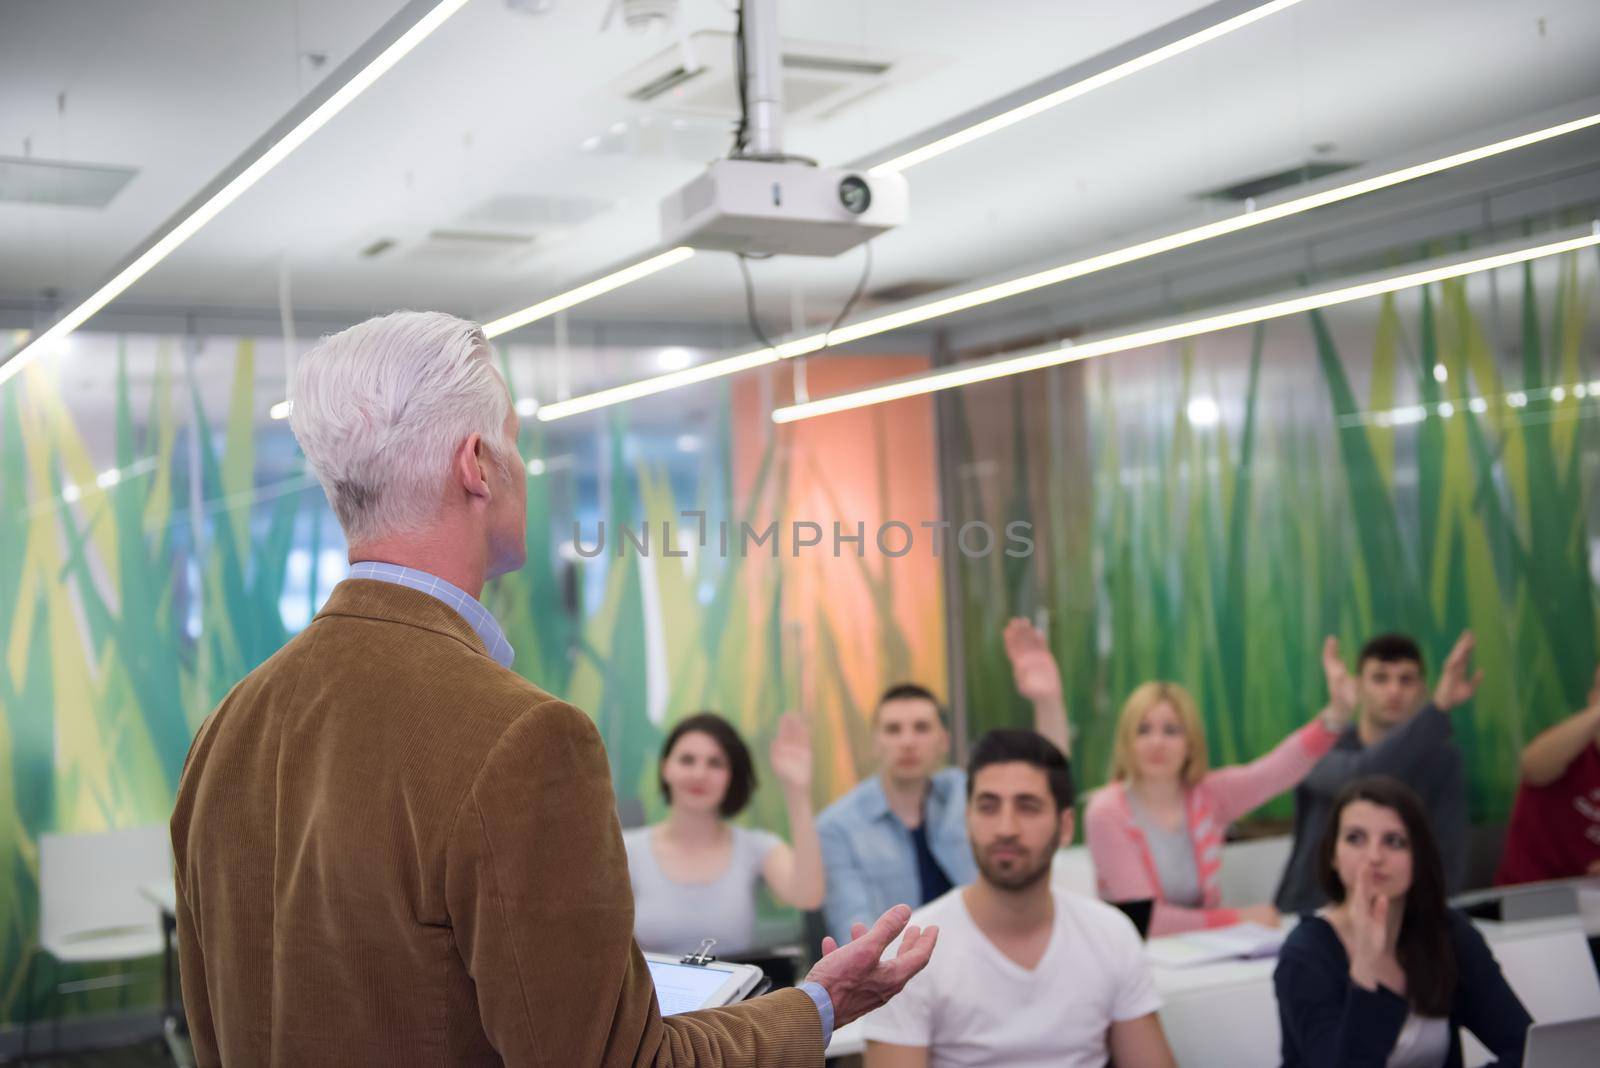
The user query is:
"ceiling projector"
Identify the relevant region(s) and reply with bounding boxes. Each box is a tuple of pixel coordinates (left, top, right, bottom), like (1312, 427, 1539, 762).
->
(660, 158, 908, 257)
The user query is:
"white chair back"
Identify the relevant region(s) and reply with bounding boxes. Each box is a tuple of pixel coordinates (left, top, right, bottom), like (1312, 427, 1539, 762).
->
(1488, 926, 1600, 1021)
(1160, 978, 1282, 1067)
(1217, 835, 1292, 908)
(1051, 844, 1097, 896)
(39, 824, 171, 950)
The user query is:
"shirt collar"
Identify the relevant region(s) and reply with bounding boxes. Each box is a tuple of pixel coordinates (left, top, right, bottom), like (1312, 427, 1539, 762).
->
(347, 561, 515, 669)
(865, 768, 957, 823)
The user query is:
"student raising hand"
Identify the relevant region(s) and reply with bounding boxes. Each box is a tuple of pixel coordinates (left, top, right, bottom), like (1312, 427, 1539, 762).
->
(1002, 617, 1071, 756)
(1432, 631, 1484, 712)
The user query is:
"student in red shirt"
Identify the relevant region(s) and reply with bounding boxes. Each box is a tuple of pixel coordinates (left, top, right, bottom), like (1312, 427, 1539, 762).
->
(1495, 667, 1600, 885)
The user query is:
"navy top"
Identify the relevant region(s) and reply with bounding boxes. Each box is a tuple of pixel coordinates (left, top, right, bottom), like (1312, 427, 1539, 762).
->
(909, 822, 953, 905)
(1273, 909, 1531, 1068)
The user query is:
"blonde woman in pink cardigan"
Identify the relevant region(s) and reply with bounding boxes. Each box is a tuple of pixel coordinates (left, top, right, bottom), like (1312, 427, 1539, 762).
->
(1085, 643, 1355, 937)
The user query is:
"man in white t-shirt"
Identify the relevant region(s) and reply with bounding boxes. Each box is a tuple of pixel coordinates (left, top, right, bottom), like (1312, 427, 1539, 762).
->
(862, 729, 1176, 1068)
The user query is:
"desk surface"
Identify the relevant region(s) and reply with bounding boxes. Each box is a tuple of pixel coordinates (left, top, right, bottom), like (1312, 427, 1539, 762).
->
(824, 882, 1600, 1060)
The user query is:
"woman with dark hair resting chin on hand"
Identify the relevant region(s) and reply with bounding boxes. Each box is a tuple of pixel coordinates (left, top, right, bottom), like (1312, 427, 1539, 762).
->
(1273, 776, 1530, 1068)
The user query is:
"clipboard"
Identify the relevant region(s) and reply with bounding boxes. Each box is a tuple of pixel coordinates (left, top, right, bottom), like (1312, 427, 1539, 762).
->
(644, 940, 766, 1015)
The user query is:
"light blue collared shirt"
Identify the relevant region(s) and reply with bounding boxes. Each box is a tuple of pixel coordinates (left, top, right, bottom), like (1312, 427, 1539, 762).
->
(347, 561, 515, 669)
(346, 561, 834, 1040)
(816, 767, 976, 944)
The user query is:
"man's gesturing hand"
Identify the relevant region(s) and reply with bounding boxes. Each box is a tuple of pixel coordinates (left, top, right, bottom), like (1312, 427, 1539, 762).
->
(804, 904, 939, 1028)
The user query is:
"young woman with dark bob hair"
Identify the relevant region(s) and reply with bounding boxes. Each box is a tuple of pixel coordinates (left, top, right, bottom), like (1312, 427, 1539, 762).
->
(1273, 775, 1530, 1067)
(623, 712, 824, 956)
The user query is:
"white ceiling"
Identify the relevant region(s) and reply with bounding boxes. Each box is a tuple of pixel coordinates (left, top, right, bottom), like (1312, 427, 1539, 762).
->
(4, 0, 1600, 345)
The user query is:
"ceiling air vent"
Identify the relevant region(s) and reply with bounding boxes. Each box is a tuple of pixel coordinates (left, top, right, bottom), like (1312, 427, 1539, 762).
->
(0, 155, 137, 208)
(404, 229, 537, 264)
(1197, 160, 1359, 203)
(614, 30, 917, 123)
(628, 65, 710, 103)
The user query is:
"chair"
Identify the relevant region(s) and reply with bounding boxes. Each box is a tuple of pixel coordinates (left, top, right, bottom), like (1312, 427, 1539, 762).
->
(1159, 975, 1282, 1067)
(1051, 844, 1096, 896)
(19, 824, 171, 1059)
(1215, 834, 1292, 908)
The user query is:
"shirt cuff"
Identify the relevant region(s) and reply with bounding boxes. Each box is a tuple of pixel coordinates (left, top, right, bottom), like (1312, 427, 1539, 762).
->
(798, 981, 835, 1047)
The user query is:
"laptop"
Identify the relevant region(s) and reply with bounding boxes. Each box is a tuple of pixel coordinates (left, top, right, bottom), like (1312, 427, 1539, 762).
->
(1523, 1015, 1600, 1068)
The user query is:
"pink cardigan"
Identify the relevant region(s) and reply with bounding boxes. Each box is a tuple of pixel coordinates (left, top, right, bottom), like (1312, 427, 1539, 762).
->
(1084, 719, 1339, 937)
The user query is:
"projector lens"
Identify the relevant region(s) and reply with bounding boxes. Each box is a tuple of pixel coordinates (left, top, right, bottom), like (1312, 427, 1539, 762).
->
(838, 175, 872, 215)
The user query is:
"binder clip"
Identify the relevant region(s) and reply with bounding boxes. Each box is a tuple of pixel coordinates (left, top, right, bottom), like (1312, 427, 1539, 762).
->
(680, 938, 718, 966)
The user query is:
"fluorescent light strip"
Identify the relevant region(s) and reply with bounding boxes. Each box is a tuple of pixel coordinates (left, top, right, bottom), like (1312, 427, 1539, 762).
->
(481, 246, 696, 339)
(536, 346, 785, 420)
(772, 227, 1600, 423)
(0, 0, 471, 391)
(873, 0, 1308, 174)
(828, 110, 1600, 344)
(536, 108, 1600, 421)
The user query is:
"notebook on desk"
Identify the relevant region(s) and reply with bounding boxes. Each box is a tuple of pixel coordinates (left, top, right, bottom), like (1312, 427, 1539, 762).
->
(1144, 921, 1287, 968)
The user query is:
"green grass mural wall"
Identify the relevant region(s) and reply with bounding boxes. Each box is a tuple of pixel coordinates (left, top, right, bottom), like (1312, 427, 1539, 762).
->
(956, 253, 1600, 826)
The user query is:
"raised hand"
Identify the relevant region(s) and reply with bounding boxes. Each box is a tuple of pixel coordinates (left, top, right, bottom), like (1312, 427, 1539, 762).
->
(1432, 631, 1484, 712)
(1586, 665, 1600, 712)
(1004, 617, 1063, 704)
(769, 712, 813, 794)
(806, 904, 939, 1027)
(1321, 636, 1358, 729)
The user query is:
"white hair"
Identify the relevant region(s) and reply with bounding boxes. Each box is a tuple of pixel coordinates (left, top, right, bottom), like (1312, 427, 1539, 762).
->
(289, 310, 515, 545)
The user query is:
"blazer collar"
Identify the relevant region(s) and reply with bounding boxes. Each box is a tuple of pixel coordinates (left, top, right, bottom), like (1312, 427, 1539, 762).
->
(314, 578, 492, 661)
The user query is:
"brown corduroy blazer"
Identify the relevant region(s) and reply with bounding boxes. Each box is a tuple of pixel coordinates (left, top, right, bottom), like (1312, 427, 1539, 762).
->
(170, 579, 823, 1067)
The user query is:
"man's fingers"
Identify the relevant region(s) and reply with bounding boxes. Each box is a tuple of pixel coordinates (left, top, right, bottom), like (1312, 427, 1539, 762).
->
(1469, 669, 1484, 691)
(850, 922, 868, 943)
(821, 936, 839, 956)
(885, 925, 939, 982)
(857, 904, 913, 953)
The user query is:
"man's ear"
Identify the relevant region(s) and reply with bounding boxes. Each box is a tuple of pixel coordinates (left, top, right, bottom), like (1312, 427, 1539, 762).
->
(1058, 810, 1076, 850)
(454, 432, 491, 500)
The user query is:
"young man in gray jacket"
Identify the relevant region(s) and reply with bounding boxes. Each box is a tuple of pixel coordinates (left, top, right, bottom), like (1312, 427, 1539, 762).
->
(1275, 631, 1481, 913)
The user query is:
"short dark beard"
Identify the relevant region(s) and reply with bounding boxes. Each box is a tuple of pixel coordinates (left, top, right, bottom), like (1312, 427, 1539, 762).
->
(975, 843, 1055, 892)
